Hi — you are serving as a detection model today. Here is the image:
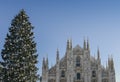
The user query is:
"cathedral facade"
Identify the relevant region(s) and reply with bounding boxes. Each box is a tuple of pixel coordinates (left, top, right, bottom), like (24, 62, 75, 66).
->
(41, 39, 116, 82)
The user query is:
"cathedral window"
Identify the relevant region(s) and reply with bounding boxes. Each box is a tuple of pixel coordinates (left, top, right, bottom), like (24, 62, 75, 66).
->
(92, 70, 96, 77)
(61, 70, 65, 77)
(76, 73, 81, 80)
(76, 56, 80, 67)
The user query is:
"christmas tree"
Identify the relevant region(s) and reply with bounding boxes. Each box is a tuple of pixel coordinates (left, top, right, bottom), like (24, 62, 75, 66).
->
(1, 9, 39, 82)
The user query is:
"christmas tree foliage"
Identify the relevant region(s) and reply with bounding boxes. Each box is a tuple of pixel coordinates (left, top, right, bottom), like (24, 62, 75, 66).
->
(0, 62, 3, 81)
(1, 9, 38, 82)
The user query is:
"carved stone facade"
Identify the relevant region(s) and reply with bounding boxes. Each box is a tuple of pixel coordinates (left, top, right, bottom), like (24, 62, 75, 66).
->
(41, 39, 116, 82)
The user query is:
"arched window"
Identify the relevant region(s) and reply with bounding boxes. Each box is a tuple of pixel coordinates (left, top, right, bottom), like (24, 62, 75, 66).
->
(92, 71, 96, 77)
(76, 56, 80, 67)
(77, 73, 81, 80)
(61, 70, 65, 77)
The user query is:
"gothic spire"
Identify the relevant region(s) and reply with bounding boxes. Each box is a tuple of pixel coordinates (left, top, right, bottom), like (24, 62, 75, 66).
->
(106, 61, 108, 69)
(66, 39, 72, 50)
(70, 38, 72, 49)
(83, 39, 87, 50)
(42, 57, 45, 69)
(111, 55, 114, 70)
(56, 48, 59, 61)
(108, 55, 111, 68)
(87, 38, 90, 50)
(46, 56, 49, 69)
(97, 48, 100, 59)
(97, 48, 101, 65)
(108, 55, 113, 70)
(67, 39, 70, 50)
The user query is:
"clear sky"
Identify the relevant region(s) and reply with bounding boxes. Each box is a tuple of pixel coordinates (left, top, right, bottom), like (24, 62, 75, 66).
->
(0, 0, 120, 82)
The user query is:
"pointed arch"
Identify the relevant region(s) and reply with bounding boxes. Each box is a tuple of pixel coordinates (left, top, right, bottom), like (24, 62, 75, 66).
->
(61, 70, 65, 77)
(92, 70, 96, 77)
(76, 56, 80, 67)
(76, 73, 81, 80)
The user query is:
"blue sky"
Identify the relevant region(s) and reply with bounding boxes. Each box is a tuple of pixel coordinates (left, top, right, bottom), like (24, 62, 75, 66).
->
(0, 0, 120, 82)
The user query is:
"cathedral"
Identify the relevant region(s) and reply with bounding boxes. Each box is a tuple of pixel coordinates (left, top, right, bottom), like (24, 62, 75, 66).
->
(41, 39, 116, 82)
